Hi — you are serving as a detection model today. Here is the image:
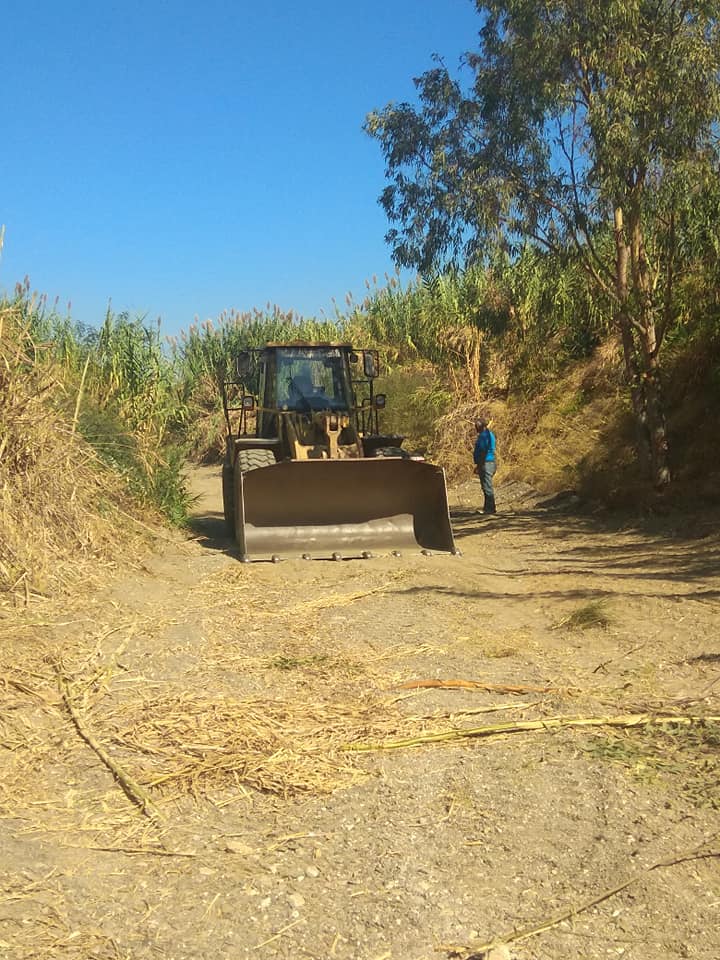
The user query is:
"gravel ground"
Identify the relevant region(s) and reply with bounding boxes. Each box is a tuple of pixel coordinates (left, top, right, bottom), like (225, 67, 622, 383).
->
(1, 465, 719, 960)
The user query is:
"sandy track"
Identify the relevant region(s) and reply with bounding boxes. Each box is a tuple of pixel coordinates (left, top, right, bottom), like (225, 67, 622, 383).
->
(2, 465, 719, 960)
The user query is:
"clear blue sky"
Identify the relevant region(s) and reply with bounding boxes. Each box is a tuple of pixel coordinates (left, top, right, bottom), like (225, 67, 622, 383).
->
(0, 0, 480, 336)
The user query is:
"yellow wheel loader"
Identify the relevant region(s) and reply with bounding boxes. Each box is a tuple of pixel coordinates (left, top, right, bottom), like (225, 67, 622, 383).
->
(221, 343, 457, 561)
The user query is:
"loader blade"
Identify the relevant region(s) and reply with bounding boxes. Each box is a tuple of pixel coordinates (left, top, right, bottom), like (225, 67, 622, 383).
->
(234, 458, 456, 561)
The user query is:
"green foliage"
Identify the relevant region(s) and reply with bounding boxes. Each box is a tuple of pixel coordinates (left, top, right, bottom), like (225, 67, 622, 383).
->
(359, 265, 508, 364)
(375, 364, 454, 454)
(366, 1, 720, 274)
(582, 723, 720, 808)
(16, 285, 190, 524)
(141, 443, 190, 526)
(351, 250, 611, 404)
(75, 403, 189, 524)
(555, 600, 613, 631)
(366, 0, 720, 485)
(171, 305, 349, 394)
(76, 403, 139, 476)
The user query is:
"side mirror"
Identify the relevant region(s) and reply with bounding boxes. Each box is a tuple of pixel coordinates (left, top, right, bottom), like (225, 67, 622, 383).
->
(374, 393, 386, 409)
(236, 351, 251, 377)
(349, 352, 359, 364)
(363, 351, 379, 378)
(242, 395, 255, 410)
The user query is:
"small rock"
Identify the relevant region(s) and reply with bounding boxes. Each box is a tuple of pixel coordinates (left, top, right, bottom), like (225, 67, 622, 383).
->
(287, 893, 305, 910)
(486, 947, 513, 960)
(305, 865, 320, 878)
(225, 840, 254, 856)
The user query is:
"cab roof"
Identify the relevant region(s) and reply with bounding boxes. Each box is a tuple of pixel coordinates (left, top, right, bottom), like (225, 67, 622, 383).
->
(263, 342, 355, 349)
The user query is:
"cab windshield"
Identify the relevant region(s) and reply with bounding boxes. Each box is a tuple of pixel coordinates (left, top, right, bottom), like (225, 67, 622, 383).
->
(274, 348, 352, 412)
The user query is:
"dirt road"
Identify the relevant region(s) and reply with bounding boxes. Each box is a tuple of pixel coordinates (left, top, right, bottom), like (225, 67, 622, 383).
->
(2, 466, 719, 959)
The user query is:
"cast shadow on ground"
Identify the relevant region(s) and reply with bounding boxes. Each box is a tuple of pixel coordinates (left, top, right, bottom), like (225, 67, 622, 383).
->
(188, 489, 720, 588)
(388, 582, 720, 607)
(186, 507, 238, 556)
(450, 502, 720, 585)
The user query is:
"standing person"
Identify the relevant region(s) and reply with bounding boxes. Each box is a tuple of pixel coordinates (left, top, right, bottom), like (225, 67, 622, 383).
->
(473, 418, 497, 514)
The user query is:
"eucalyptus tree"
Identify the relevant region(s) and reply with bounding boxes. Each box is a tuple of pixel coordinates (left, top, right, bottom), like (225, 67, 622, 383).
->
(366, 1, 720, 486)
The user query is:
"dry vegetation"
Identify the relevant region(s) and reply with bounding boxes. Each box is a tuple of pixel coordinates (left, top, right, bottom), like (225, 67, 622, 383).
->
(431, 332, 720, 510)
(0, 299, 152, 604)
(1, 247, 718, 960)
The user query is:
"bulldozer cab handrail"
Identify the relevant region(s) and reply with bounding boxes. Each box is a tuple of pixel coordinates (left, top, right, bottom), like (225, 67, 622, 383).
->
(223, 345, 383, 441)
(222, 377, 259, 438)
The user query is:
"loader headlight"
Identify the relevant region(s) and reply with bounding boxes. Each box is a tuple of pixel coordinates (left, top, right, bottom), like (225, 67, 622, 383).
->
(374, 394, 386, 409)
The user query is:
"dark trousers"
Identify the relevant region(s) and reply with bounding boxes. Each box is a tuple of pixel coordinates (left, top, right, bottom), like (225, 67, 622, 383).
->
(478, 460, 496, 512)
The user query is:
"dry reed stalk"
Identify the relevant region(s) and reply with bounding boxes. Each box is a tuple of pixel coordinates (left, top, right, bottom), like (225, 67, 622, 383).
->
(55, 664, 162, 823)
(1, 675, 58, 706)
(281, 574, 409, 615)
(71, 354, 90, 433)
(253, 917, 305, 950)
(225, 578, 410, 622)
(28, 839, 194, 861)
(347, 713, 720, 752)
(364, 642, 447, 663)
(420, 701, 539, 720)
(394, 678, 563, 694)
(444, 834, 720, 959)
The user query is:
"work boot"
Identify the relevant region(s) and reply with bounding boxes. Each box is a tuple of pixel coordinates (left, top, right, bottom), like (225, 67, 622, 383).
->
(483, 497, 496, 515)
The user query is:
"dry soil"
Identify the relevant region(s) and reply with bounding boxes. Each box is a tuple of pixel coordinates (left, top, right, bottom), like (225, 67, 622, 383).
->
(1, 466, 719, 960)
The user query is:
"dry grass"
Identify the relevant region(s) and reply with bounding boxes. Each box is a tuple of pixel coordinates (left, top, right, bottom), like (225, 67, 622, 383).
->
(431, 340, 629, 494)
(94, 692, 411, 799)
(0, 868, 125, 960)
(0, 300, 150, 605)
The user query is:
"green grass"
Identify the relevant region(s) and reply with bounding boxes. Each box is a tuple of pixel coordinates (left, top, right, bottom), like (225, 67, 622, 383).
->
(77, 403, 190, 524)
(582, 722, 720, 808)
(556, 599, 613, 631)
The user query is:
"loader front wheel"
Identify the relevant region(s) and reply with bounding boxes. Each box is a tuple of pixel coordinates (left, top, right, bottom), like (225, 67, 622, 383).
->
(237, 449, 277, 472)
(233, 448, 277, 557)
(373, 446, 410, 458)
(222, 462, 235, 535)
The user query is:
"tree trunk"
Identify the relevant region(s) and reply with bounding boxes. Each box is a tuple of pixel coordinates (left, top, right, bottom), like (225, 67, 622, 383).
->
(614, 207, 652, 475)
(642, 353, 671, 487)
(629, 200, 671, 487)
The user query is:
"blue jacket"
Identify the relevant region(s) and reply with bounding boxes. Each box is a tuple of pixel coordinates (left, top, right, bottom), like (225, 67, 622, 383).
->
(473, 428, 496, 464)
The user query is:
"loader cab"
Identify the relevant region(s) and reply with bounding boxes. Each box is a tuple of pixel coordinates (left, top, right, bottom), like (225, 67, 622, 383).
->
(257, 345, 354, 436)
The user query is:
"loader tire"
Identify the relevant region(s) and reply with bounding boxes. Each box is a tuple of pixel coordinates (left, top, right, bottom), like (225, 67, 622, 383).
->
(373, 446, 410, 458)
(237, 449, 277, 472)
(222, 462, 235, 535)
